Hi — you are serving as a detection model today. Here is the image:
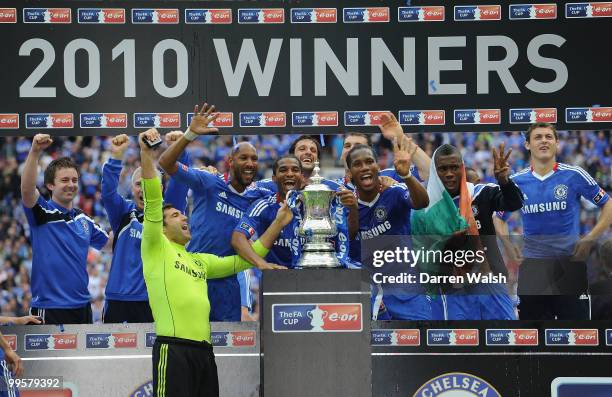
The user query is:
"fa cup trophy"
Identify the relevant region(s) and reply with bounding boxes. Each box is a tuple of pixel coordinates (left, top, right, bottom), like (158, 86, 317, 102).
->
(296, 161, 341, 268)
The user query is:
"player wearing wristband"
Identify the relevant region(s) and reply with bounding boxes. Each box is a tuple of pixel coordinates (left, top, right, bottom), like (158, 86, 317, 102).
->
(512, 123, 611, 319)
(158, 103, 277, 322)
(101, 132, 188, 323)
(139, 129, 290, 396)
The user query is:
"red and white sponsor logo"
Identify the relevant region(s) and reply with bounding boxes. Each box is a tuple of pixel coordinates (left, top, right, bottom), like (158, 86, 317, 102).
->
(0, 114, 19, 129)
(479, 109, 501, 124)
(5, 335, 16, 350)
(231, 331, 256, 346)
(513, 329, 539, 345)
(366, 111, 388, 125)
(592, 107, 612, 122)
(395, 329, 420, 346)
(319, 304, 362, 331)
(157, 9, 179, 23)
(262, 112, 287, 127)
(158, 113, 181, 128)
(593, 2, 612, 17)
(423, 6, 445, 21)
(314, 8, 337, 22)
(0, 8, 17, 23)
(423, 110, 446, 125)
(263, 9, 285, 23)
(48, 8, 72, 23)
(210, 9, 232, 23)
(104, 113, 128, 128)
(573, 329, 599, 345)
(534, 108, 558, 122)
(533, 4, 557, 18)
(454, 329, 479, 345)
(51, 113, 74, 128)
(112, 333, 137, 348)
(367, 7, 390, 22)
(54, 334, 77, 349)
(101, 9, 126, 23)
(479, 5, 501, 20)
(211, 112, 233, 127)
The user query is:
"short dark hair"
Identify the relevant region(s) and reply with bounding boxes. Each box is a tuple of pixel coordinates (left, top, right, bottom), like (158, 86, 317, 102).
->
(344, 132, 371, 146)
(433, 144, 462, 165)
(525, 122, 558, 142)
(289, 135, 321, 158)
(44, 157, 79, 186)
(346, 144, 377, 168)
(272, 154, 302, 176)
(162, 203, 175, 226)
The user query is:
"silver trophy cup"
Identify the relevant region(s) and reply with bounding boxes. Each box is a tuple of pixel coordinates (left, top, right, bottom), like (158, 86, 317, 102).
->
(296, 161, 341, 268)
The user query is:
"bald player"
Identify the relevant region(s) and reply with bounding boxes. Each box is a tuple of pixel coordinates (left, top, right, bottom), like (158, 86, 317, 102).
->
(158, 103, 278, 322)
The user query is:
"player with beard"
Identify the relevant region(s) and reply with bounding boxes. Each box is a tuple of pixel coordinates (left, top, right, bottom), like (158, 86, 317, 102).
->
(511, 122, 611, 320)
(232, 155, 306, 268)
(140, 129, 290, 397)
(21, 134, 109, 324)
(346, 138, 430, 320)
(158, 103, 281, 322)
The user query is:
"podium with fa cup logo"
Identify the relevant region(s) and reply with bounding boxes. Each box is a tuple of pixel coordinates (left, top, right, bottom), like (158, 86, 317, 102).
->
(261, 269, 372, 396)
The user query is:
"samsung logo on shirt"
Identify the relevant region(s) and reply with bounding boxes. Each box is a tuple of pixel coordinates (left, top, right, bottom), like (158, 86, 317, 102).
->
(522, 201, 567, 214)
(129, 229, 142, 239)
(215, 202, 244, 219)
(360, 221, 392, 240)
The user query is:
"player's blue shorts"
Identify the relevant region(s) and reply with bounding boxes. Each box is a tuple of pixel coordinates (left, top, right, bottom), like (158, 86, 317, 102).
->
(207, 275, 241, 322)
(430, 294, 447, 320)
(382, 294, 432, 320)
(444, 284, 516, 320)
(0, 358, 20, 397)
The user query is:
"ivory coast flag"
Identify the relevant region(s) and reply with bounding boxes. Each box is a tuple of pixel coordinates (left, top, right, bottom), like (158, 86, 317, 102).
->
(410, 149, 469, 287)
(410, 153, 468, 238)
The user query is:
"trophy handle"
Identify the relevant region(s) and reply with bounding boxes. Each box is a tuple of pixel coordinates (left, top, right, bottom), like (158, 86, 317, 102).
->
(307, 310, 313, 319)
(321, 311, 328, 319)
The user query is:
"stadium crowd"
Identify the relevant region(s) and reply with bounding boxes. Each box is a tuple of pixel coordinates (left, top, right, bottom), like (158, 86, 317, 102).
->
(0, 129, 609, 321)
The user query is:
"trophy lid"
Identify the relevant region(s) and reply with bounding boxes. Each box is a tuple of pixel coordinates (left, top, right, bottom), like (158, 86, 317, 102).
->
(303, 161, 332, 191)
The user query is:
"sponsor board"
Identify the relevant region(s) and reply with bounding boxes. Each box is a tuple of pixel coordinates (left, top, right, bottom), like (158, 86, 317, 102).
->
(427, 329, 479, 346)
(238, 9, 284, 24)
(371, 329, 420, 346)
(272, 303, 362, 333)
(131, 9, 179, 24)
(187, 112, 233, 127)
(566, 2, 612, 18)
(566, 107, 612, 122)
(23, 8, 71, 23)
(344, 111, 388, 126)
(509, 4, 557, 19)
(292, 111, 338, 127)
(25, 113, 73, 129)
(185, 9, 232, 24)
(0, 8, 17, 23)
(240, 112, 286, 127)
(509, 108, 557, 123)
(545, 329, 599, 346)
(399, 110, 445, 125)
(77, 8, 125, 24)
(485, 329, 538, 346)
(0, 113, 19, 129)
(80, 113, 127, 128)
(25, 334, 77, 350)
(133, 113, 181, 128)
(86, 333, 137, 349)
(291, 8, 337, 23)
(398, 6, 445, 22)
(454, 109, 501, 124)
(455, 5, 501, 21)
(343, 7, 390, 23)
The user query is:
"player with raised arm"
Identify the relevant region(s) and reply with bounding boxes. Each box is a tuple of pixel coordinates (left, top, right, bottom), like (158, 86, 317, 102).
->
(158, 103, 278, 322)
(346, 131, 430, 319)
(431, 143, 524, 320)
(139, 129, 291, 396)
(512, 122, 611, 319)
(21, 134, 109, 324)
(101, 132, 186, 323)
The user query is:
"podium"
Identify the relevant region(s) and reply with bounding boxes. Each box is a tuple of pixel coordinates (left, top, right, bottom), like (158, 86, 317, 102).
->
(260, 269, 372, 397)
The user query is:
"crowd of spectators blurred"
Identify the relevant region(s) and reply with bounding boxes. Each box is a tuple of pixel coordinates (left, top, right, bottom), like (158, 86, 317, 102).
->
(0, 130, 609, 321)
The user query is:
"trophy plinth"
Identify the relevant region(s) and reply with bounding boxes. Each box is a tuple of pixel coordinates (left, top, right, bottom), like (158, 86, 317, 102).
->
(296, 161, 341, 268)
